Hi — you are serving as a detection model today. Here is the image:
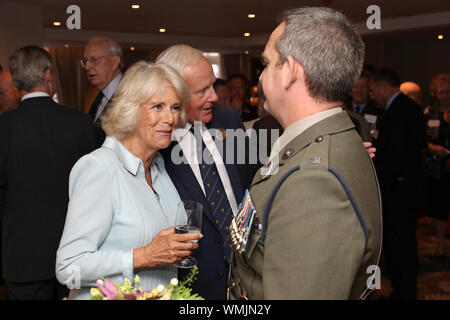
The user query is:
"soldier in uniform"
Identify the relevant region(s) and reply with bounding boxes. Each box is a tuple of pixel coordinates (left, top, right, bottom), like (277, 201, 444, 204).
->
(229, 7, 383, 300)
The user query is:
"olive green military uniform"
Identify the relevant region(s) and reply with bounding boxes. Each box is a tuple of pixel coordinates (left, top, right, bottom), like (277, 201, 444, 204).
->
(231, 111, 382, 299)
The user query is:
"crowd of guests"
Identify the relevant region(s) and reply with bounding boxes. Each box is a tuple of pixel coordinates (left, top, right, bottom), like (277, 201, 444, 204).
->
(0, 6, 448, 301)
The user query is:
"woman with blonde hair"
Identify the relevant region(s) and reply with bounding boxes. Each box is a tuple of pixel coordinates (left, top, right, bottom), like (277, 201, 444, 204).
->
(425, 73, 450, 260)
(56, 61, 202, 299)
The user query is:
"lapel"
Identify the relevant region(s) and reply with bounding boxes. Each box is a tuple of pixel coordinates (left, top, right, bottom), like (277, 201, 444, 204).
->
(251, 111, 355, 186)
(163, 141, 218, 226)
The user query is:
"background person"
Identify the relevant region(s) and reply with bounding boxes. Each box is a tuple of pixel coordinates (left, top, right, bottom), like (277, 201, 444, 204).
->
(0, 71, 20, 115)
(424, 73, 450, 259)
(213, 78, 231, 106)
(400, 81, 424, 109)
(228, 73, 259, 122)
(0, 45, 96, 300)
(370, 68, 427, 299)
(56, 61, 202, 300)
(82, 37, 124, 147)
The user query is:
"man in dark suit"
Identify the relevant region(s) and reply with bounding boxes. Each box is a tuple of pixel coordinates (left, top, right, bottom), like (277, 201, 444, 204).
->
(352, 74, 383, 140)
(370, 68, 427, 300)
(0, 45, 96, 299)
(228, 74, 259, 122)
(82, 37, 123, 147)
(157, 45, 256, 300)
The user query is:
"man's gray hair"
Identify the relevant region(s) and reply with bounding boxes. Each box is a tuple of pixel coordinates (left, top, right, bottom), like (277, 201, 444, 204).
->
(86, 37, 124, 70)
(156, 44, 204, 77)
(9, 45, 53, 92)
(276, 7, 365, 103)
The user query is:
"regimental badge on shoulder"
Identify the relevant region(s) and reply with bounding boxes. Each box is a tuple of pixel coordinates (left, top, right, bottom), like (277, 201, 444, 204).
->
(230, 189, 257, 254)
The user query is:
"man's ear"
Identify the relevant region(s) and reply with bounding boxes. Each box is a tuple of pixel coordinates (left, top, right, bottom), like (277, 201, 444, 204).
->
(44, 68, 55, 96)
(112, 56, 121, 71)
(283, 55, 302, 89)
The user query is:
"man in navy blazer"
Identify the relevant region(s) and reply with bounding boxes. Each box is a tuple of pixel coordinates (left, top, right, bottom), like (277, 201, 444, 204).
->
(157, 45, 256, 300)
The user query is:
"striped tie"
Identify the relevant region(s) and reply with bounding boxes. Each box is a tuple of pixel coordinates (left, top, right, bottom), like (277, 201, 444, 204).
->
(198, 138, 233, 262)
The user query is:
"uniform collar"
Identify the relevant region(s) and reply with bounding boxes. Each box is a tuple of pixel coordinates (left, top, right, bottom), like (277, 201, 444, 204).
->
(268, 107, 342, 162)
(255, 111, 354, 183)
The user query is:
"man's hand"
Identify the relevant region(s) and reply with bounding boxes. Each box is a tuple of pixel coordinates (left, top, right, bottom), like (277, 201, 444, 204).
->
(363, 142, 376, 159)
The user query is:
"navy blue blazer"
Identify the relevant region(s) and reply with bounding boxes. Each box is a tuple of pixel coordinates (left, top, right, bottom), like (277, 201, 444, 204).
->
(161, 104, 257, 300)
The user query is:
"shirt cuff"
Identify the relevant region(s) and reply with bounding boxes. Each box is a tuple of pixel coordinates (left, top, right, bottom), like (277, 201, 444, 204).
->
(122, 250, 134, 282)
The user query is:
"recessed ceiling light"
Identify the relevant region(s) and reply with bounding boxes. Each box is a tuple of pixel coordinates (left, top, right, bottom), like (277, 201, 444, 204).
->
(248, 14, 256, 19)
(53, 21, 61, 26)
(438, 34, 444, 40)
(244, 32, 251, 37)
(159, 28, 166, 33)
(131, 4, 140, 9)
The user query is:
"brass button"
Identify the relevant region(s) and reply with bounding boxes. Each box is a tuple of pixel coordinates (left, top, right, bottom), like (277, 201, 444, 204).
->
(315, 135, 324, 143)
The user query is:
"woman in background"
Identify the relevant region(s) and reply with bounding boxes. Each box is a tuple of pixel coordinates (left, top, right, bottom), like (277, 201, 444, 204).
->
(424, 73, 450, 259)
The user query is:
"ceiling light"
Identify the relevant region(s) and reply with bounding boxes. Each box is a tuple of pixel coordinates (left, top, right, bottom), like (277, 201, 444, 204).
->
(248, 14, 256, 19)
(131, 4, 140, 9)
(244, 32, 251, 37)
(53, 21, 61, 26)
(438, 34, 444, 40)
(159, 28, 166, 33)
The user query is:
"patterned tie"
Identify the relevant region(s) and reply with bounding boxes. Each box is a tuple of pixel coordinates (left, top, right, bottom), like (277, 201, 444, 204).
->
(89, 91, 104, 122)
(197, 134, 233, 262)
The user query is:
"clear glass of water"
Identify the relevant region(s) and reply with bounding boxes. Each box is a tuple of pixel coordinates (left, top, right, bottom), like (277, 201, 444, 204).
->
(175, 201, 203, 268)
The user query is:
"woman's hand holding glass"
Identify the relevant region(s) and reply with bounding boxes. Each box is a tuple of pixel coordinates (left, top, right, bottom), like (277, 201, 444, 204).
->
(133, 227, 203, 269)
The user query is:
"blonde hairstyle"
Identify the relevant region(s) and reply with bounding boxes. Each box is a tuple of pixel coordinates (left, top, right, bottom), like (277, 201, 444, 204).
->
(429, 73, 450, 99)
(156, 44, 204, 76)
(101, 61, 190, 140)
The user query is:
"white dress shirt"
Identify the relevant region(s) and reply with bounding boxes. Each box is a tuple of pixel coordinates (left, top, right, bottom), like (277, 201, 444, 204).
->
(172, 122, 240, 215)
(94, 73, 122, 122)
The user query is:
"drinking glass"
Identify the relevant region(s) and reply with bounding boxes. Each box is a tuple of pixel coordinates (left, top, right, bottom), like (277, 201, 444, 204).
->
(174, 200, 203, 268)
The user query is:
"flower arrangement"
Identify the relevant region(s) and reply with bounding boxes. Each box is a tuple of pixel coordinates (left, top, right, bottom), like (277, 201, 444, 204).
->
(90, 266, 204, 300)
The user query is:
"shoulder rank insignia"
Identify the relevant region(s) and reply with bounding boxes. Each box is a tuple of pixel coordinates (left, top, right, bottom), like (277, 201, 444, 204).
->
(231, 189, 257, 254)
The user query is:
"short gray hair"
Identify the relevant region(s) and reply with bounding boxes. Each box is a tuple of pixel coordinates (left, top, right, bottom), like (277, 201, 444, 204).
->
(9, 45, 53, 92)
(101, 61, 190, 140)
(156, 44, 204, 77)
(86, 37, 124, 70)
(276, 7, 365, 103)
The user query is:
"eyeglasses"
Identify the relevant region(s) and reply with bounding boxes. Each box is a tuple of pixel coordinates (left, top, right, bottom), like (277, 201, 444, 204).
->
(80, 55, 111, 68)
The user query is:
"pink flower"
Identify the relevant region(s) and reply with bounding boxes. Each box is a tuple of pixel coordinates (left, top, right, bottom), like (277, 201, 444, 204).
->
(96, 279, 118, 300)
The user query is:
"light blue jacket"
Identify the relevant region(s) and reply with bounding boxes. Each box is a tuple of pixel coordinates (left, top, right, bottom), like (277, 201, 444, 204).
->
(56, 137, 186, 300)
